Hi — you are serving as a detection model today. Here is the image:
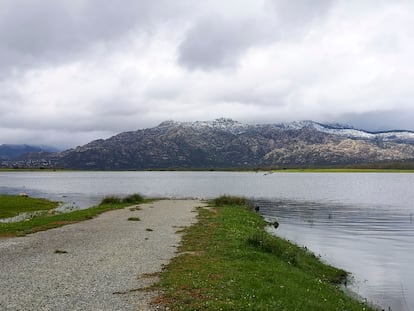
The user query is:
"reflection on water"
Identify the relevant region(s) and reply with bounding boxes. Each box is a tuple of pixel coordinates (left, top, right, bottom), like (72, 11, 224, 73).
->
(253, 199, 414, 311)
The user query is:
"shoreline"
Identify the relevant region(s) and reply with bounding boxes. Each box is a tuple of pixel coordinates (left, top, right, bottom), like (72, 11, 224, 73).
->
(0, 198, 384, 310)
(153, 198, 377, 310)
(1, 167, 414, 173)
(0, 199, 207, 310)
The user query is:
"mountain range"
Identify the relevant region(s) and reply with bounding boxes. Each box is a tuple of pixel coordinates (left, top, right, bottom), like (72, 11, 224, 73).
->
(4, 118, 414, 169)
(0, 144, 58, 161)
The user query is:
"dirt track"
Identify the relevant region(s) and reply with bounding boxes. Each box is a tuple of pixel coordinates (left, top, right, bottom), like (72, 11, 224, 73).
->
(0, 199, 206, 311)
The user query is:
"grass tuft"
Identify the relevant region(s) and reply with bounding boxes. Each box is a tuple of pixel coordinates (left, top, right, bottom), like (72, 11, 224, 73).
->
(127, 217, 141, 221)
(100, 193, 146, 205)
(122, 193, 145, 204)
(247, 231, 299, 266)
(129, 207, 142, 211)
(99, 196, 122, 205)
(54, 249, 68, 254)
(210, 195, 248, 207)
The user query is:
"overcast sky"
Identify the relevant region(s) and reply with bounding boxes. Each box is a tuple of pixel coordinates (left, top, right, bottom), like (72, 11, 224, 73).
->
(1, 0, 414, 149)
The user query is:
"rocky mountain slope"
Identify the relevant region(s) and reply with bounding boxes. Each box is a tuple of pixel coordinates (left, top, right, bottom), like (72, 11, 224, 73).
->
(7, 119, 414, 169)
(0, 144, 57, 161)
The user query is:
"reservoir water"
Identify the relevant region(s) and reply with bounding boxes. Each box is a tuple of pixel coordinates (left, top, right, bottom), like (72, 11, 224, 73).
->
(1, 171, 413, 310)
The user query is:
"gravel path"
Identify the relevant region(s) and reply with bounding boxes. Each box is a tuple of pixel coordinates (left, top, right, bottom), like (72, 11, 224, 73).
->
(0, 199, 206, 311)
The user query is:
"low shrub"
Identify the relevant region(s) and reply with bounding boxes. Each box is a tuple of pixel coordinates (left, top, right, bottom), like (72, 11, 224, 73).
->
(99, 196, 122, 205)
(99, 193, 145, 205)
(122, 193, 145, 204)
(211, 195, 248, 207)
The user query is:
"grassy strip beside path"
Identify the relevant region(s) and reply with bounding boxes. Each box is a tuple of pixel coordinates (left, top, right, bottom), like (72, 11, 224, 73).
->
(0, 194, 146, 237)
(154, 197, 374, 310)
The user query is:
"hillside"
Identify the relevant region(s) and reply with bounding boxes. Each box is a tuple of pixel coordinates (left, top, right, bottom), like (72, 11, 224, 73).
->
(0, 144, 58, 161)
(5, 119, 414, 169)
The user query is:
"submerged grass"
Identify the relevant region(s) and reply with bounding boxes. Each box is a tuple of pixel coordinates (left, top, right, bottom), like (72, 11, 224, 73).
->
(154, 197, 374, 310)
(0, 193, 147, 237)
(0, 195, 58, 219)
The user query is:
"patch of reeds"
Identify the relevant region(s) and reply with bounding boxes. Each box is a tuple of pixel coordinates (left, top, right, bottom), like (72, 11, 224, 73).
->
(123, 193, 145, 204)
(99, 196, 122, 205)
(211, 195, 248, 207)
(99, 193, 145, 206)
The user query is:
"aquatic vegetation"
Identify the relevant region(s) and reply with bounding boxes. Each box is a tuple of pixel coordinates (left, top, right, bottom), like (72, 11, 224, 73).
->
(0, 194, 147, 237)
(0, 195, 58, 219)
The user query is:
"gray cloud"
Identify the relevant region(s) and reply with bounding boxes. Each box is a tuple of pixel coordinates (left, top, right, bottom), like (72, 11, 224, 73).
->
(178, 16, 272, 70)
(177, 0, 336, 70)
(0, 0, 414, 148)
(337, 110, 414, 133)
(269, 0, 334, 29)
(0, 0, 187, 75)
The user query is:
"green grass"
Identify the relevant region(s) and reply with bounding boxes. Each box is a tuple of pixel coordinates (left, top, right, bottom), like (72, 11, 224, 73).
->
(123, 193, 145, 203)
(0, 194, 147, 237)
(129, 206, 142, 211)
(154, 198, 374, 310)
(99, 195, 123, 204)
(100, 193, 146, 205)
(0, 195, 58, 219)
(127, 217, 141, 221)
(54, 249, 68, 254)
(211, 195, 249, 207)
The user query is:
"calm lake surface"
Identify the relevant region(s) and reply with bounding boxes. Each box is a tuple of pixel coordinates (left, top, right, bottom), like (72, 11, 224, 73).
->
(1, 171, 413, 310)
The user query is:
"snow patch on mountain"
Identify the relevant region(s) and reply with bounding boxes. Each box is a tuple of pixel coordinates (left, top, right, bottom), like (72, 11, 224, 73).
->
(158, 118, 250, 135)
(313, 123, 414, 141)
(157, 118, 414, 142)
